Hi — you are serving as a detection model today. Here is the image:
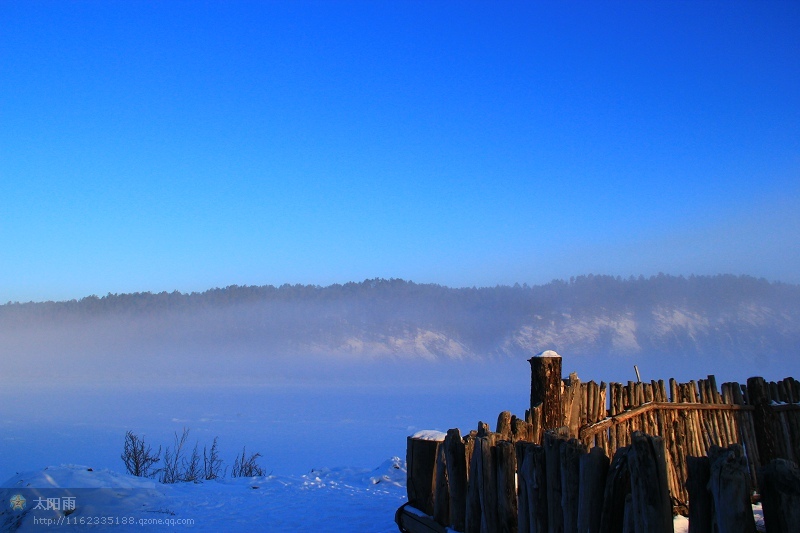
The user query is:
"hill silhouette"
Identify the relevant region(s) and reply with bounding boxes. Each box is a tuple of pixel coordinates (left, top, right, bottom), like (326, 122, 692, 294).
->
(3, 274, 798, 384)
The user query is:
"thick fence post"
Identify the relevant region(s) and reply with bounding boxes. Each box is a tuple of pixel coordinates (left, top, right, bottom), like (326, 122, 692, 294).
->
(577, 446, 609, 533)
(707, 444, 755, 533)
(600, 445, 630, 533)
(407, 436, 441, 516)
(479, 435, 499, 533)
(685, 456, 711, 533)
(496, 440, 518, 533)
(530, 351, 563, 433)
(760, 458, 800, 533)
(747, 377, 779, 469)
(628, 432, 672, 533)
(466, 433, 482, 533)
(517, 442, 534, 533)
(544, 431, 565, 533)
(445, 428, 468, 532)
(560, 439, 585, 533)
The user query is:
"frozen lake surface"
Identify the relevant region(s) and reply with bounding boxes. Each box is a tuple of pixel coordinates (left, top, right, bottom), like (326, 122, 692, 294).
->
(0, 359, 531, 482)
(0, 359, 530, 530)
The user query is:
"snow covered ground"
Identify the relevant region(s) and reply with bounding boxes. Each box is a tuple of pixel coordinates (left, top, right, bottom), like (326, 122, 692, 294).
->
(1, 459, 406, 531)
(0, 460, 766, 532)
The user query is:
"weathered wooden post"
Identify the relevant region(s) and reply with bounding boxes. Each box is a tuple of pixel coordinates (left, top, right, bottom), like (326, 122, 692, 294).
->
(497, 411, 513, 440)
(707, 444, 755, 533)
(685, 456, 712, 533)
(760, 458, 800, 533)
(517, 442, 549, 533)
(466, 434, 482, 533)
(407, 435, 442, 516)
(444, 428, 468, 532)
(479, 435, 499, 533)
(544, 431, 565, 533)
(747, 376, 779, 469)
(627, 432, 673, 533)
(560, 439, 586, 533)
(576, 446, 609, 533)
(530, 350, 563, 434)
(434, 440, 450, 527)
(496, 440, 518, 533)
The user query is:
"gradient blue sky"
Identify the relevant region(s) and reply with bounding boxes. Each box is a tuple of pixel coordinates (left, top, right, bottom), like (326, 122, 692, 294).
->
(1, 1, 798, 302)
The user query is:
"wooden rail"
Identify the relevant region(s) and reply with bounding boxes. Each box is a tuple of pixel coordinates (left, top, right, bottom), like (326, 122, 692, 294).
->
(580, 401, 755, 440)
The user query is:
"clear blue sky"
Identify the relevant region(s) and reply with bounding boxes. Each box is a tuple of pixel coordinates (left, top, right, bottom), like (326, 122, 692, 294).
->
(1, 1, 798, 302)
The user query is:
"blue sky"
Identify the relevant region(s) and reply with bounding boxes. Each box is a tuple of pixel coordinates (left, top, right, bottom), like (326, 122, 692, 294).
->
(1, 1, 798, 302)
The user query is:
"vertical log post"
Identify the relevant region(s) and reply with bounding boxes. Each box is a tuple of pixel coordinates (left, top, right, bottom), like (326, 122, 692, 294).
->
(480, 435, 499, 533)
(544, 431, 565, 533)
(627, 432, 673, 533)
(560, 439, 585, 533)
(496, 441, 518, 533)
(466, 434, 482, 533)
(517, 442, 534, 533)
(445, 428, 468, 532)
(760, 458, 800, 533)
(497, 411, 513, 440)
(434, 438, 450, 527)
(532, 444, 549, 533)
(530, 351, 563, 433)
(748, 376, 779, 470)
(707, 444, 756, 533)
(577, 446, 610, 533)
(563, 372, 582, 439)
(600, 445, 631, 533)
(407, 436, 441, 516)
(685, 456, 712, 533)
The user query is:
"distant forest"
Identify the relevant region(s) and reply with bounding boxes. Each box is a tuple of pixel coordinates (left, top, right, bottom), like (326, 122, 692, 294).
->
(3, 275, 799, 363)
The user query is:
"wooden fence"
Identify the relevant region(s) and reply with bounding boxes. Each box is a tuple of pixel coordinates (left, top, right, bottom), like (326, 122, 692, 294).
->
(552, 373, 800, 507)
(398, 355, 800, 533)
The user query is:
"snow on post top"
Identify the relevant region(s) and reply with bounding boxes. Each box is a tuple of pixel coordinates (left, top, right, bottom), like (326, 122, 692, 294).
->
(534, 350, 561, 358)
(411, 430, 446, 441)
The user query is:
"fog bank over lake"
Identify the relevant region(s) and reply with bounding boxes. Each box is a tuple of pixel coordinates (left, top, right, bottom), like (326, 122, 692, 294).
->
(3, 276, 799, 388)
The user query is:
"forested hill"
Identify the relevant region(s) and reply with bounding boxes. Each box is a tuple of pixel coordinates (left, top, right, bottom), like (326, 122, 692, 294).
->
(3, 275, 799, 366)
